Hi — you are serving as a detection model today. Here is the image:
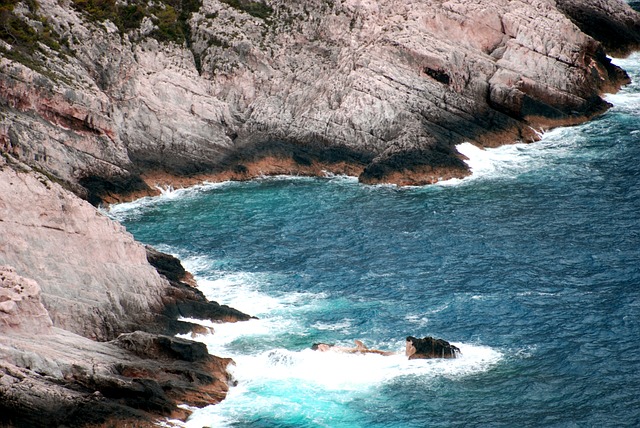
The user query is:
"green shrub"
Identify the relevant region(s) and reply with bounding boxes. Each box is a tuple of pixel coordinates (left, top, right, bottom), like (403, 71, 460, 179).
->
(69, 0, 203, 44)
(119, 4, 145, 31)
(151, 5, 181, 41)
(71, 0, 118, 23)
(219, 0, 273, 20)
(0, 1, 64, 59)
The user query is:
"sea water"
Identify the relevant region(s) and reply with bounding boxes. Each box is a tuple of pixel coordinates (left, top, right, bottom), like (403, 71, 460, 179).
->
(108, 54, 640, 427)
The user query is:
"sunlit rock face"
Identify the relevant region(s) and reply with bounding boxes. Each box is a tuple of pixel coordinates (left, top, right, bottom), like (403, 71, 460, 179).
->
(0, 266, 53, 333)
(0, 156, 251, 425)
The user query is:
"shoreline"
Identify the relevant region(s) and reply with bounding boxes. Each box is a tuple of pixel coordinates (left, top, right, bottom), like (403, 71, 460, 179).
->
(2, 1, 639, 426)
(100, 106, 616, 207)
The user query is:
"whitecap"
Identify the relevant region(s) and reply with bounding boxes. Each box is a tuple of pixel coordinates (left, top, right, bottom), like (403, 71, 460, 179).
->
(174, 341, 503, 427)
(220, 340, 500, 391)
(311, 319, 354, 332)
(104, 180, 234, 221)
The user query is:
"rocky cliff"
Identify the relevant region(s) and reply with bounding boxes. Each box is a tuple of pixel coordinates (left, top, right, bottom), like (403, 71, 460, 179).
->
(1, 0, 639, 426)
(0, 154, 252, 426)
(1, 0, 638, 199)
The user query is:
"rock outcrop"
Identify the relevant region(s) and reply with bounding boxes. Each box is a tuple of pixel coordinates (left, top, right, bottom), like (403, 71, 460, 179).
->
(557, 0, 640, 57)
(0, 267, 53, 334)
(0, 328, 234, 427)
(1, 0, 639, 198)
(0, 155, 251, 341)
(0, 154, 251, 425)
(405, 336, 461, 359)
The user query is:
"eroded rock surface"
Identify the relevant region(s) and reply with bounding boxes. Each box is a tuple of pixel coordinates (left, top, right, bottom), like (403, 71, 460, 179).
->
(0, 156, 250, 426)
(1, 0, 638, 196)
(1, 0, 640, 426)
(0, 267, 52, 334)
(0, 158, 250, 340)
(557, 0, 640, 56)
(0, 328, 233, 427)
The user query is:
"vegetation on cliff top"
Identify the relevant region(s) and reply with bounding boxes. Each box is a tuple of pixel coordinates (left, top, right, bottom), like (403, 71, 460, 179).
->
(219, 0, 273, 21)
(0, 1, 62, 54)
(70, 0, 203, 43)
(0, 0, 206, 75)
(0, 0, 68, 78)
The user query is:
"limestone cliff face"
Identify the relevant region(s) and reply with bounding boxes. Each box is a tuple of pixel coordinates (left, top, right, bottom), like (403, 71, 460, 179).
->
(1, 0, 638, 197)
(0, 158, 165, 340)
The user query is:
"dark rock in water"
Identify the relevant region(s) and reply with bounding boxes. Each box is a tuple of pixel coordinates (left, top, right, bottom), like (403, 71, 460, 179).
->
(406, 336, 461, 359)
(145, 246, 256, 336)
(112, 331, 210, 362)
(146, 246, 193, 286)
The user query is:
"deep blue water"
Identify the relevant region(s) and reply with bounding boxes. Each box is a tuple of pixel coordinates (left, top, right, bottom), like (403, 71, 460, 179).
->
(109, 55, 640, 427)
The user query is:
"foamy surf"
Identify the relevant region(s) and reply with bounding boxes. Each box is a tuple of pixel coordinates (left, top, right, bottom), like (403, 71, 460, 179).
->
(444, 125, 590, 184)
(227, 342, 501, 388)
(104, 181, 234, 221)
(449, 141, 538, 182)
(174, 335, 502, 427)
(174, 265, 504, 427)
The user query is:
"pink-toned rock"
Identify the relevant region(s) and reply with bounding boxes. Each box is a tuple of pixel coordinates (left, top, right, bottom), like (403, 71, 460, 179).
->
(0, 158, 251, 341)
(0, 266, 53, 333)
(0, 161, 168, 340)
(1, 0, 638, 196)
(0, 1, 639, 426)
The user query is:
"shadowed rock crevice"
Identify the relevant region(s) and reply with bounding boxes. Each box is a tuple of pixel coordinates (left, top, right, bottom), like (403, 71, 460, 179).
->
(361, 140, 469, 185)
(216, 138, 375, 174)
(79, 173, 152, 206)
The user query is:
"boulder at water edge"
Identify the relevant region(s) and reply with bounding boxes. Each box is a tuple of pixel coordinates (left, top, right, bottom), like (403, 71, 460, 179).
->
(406, 336, 461, 359)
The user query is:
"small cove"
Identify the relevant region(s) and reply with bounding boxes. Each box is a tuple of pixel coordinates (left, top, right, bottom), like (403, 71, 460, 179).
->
(109, 55, 640, 427)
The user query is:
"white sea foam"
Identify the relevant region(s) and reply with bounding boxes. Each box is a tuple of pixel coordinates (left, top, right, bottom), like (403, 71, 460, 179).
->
(103, 181, 233, 221)
(607, 54, 640, 110)
(175, 266, 328, 357)
(322, 171, 360, 182)
(172, 265, 504, 427)
(444, 125, 585, 184)
(605, 91, 640, 110)
(196, 275, 325, 317)
(176, 339, 502, 427)
(454, 141, 541, 180)
(404, 314, 430, 327)
(228, 342, 501, 389)
(311, 319, 354, 332)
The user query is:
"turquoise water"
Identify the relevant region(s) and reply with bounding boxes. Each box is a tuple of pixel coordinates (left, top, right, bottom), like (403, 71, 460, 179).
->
(109, 55, 640, 427)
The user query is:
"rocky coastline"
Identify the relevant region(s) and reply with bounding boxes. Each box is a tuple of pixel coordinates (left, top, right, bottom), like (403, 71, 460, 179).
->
(1, 0, 640, 426)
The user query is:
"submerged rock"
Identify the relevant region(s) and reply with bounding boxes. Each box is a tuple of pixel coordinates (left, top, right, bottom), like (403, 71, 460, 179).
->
(405, 336, 461, 359)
